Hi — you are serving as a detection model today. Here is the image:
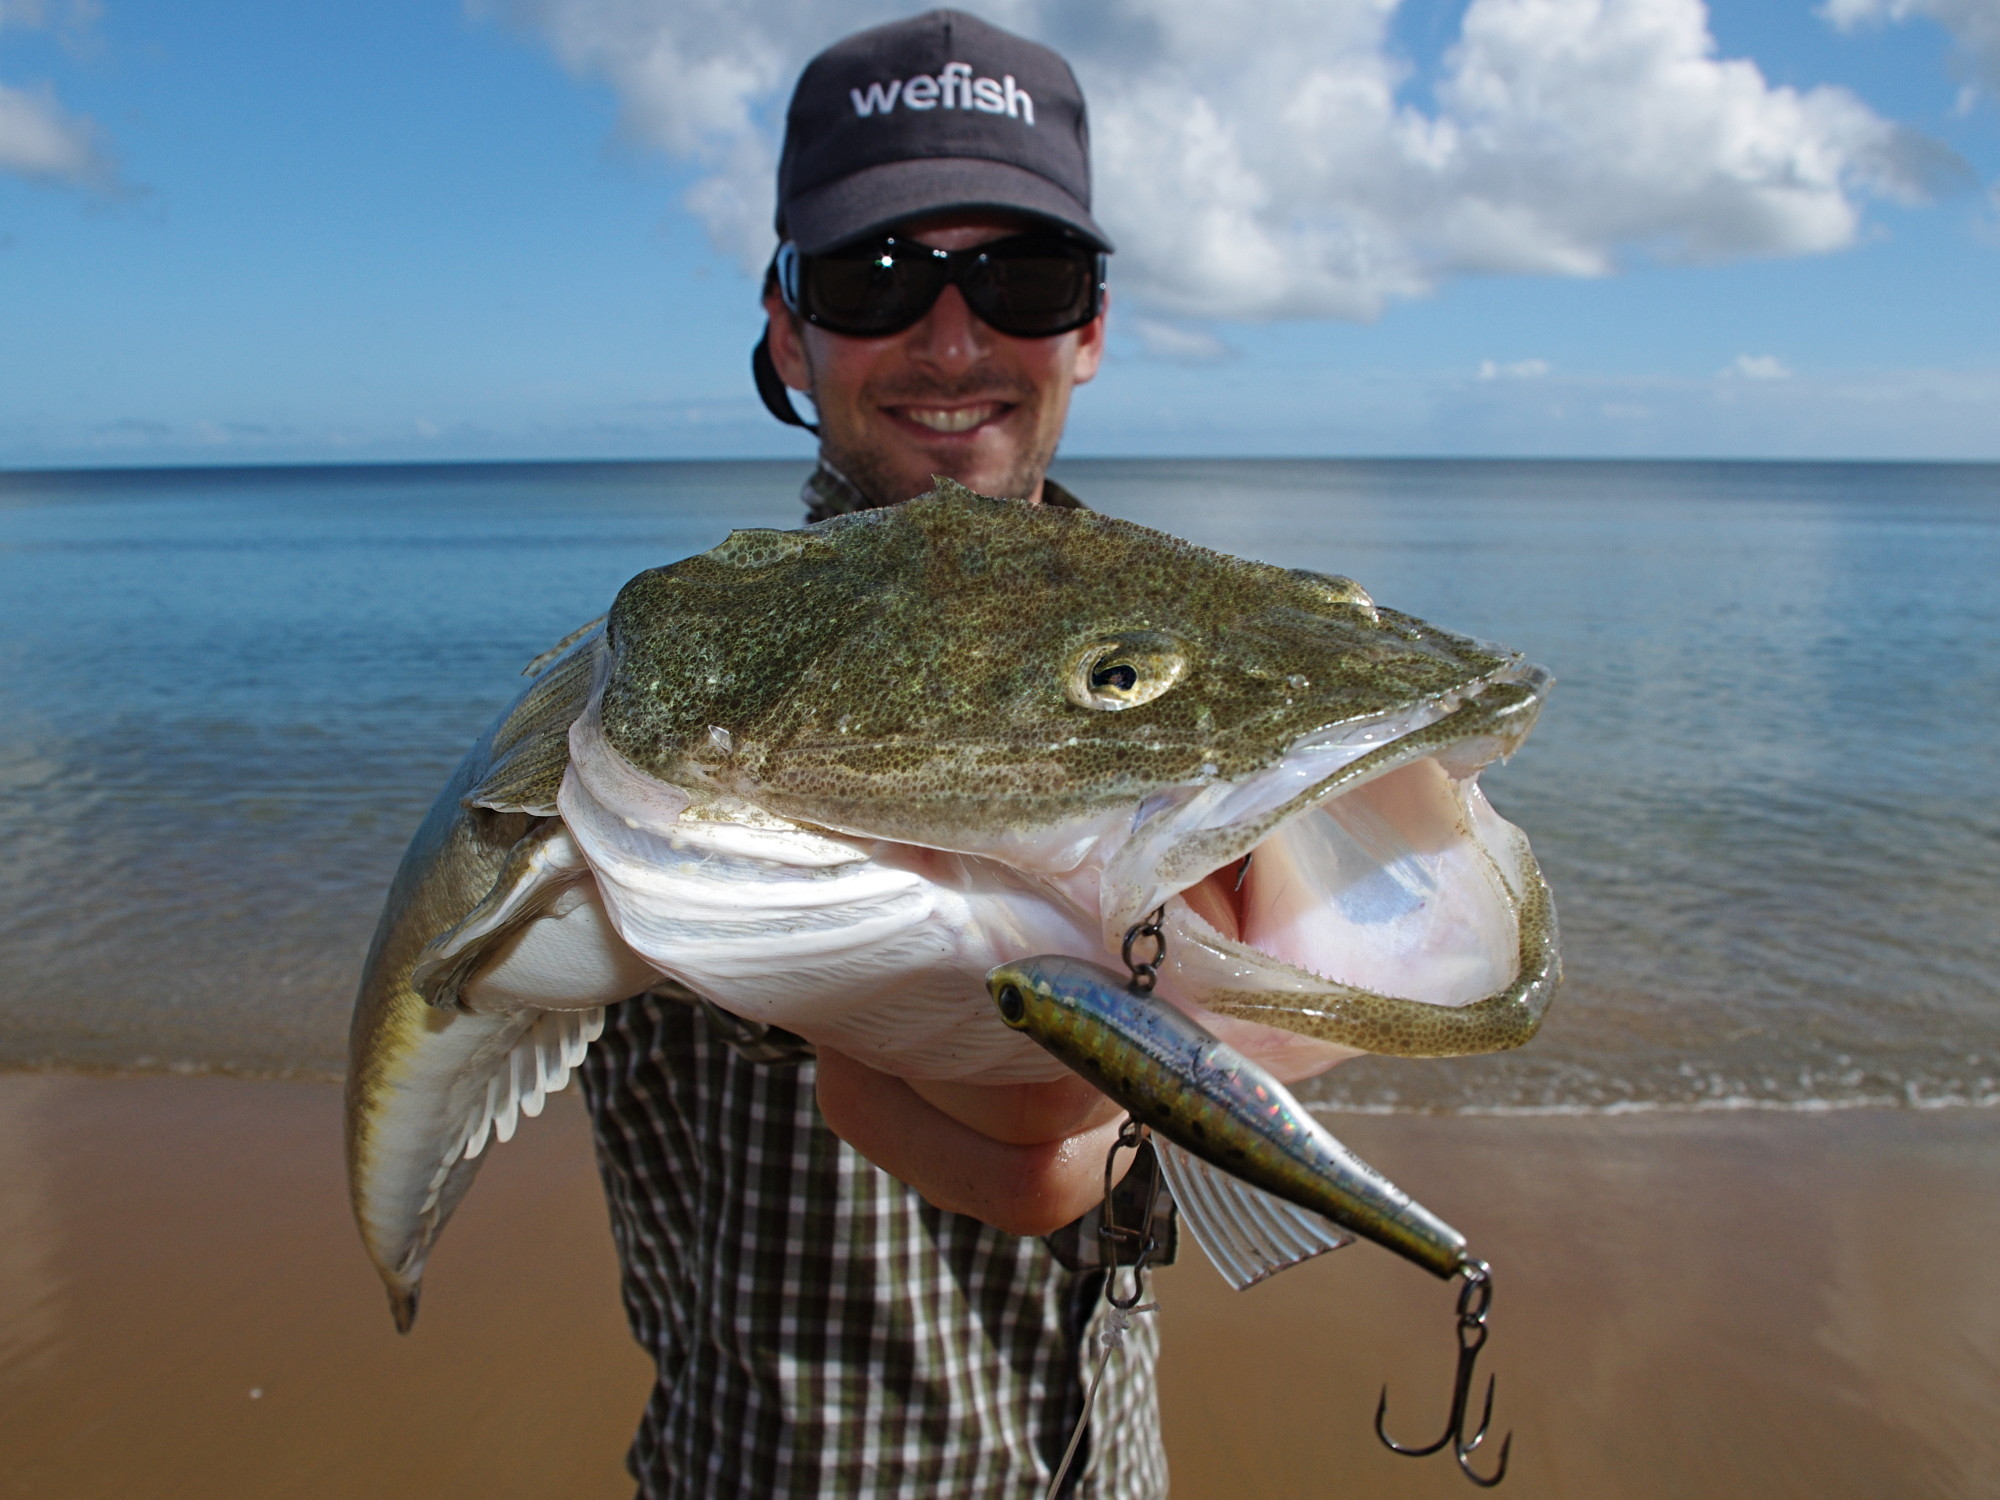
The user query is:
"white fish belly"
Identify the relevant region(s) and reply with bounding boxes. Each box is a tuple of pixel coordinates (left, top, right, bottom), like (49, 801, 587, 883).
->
(560, 767, 1090, 1082)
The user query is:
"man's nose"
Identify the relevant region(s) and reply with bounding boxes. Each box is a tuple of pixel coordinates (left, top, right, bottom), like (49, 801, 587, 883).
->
(901, 284, 992, 371)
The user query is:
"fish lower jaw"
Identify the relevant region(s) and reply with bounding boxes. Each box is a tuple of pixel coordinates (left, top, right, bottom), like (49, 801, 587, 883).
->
(1162, 881, 1520, 1017)
(1144, 784, 1561, 1061)
(1164, 898, 1378, 1003)
(1115, 750, 1531, 1014)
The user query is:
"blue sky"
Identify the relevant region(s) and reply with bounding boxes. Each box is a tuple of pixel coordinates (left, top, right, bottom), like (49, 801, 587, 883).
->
(2, 0, 1995, 468)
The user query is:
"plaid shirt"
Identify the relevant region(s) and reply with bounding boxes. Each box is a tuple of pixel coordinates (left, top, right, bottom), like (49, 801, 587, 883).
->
(584, 993, 1167, 1499)
(581, 469, 1167, 1499)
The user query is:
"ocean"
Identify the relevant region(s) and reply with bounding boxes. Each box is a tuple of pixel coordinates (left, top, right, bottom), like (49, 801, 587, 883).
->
(1, 457, 1995, 1114)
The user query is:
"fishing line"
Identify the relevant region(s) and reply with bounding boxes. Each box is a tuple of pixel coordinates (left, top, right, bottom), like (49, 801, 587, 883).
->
(1044, 1114, 1162, 1500)
(1044, 1284, 1158, 1500)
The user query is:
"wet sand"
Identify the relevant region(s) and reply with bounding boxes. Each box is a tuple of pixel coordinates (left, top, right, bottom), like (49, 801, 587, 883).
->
(1, 1074, 1995, 1499)
(1151, 1108, 2000, 1499)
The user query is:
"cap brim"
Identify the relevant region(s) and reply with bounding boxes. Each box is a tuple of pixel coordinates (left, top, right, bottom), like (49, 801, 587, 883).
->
(784, 157, 1113, 254)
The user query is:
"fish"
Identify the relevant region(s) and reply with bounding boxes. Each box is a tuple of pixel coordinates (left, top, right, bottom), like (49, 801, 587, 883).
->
(988, 953, 1467, 1286)
(347, 480, 1558, 1327)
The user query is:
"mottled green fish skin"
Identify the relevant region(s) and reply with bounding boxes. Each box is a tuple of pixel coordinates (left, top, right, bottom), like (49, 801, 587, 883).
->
(599, 479, 1520, 850)
(989, 955, 1469, 1279)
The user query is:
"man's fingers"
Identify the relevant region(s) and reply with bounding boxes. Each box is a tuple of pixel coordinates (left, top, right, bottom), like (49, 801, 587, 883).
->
(814, 1047, 1129, 1237)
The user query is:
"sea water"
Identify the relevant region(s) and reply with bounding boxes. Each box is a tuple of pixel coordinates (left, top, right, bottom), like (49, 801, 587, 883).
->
(1, 458, 1995, 1113)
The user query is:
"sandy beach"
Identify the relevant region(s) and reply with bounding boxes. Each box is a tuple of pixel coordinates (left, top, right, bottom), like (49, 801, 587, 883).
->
(1, 1072, 1994, 1499)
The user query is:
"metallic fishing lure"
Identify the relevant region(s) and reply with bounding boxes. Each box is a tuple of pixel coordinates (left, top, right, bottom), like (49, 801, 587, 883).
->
(990, 943, 1511, 1486)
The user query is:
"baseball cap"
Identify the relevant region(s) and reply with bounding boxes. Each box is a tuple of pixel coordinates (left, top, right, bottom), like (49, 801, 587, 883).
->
(776, 9, 1111, 253)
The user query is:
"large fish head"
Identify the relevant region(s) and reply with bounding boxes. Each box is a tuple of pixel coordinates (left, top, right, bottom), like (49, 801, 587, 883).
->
(588, 481, 1556, 1060)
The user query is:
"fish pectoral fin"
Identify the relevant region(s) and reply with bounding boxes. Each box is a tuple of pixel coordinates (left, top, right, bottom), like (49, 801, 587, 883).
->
(387, 1005, 608, 1331)
(1154, 1137, 1353, 1291)
(413, 818, 591, 1009)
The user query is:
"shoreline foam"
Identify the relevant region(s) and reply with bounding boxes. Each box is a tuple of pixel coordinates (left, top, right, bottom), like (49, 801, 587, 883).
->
(10, 1060, 2000, 1117)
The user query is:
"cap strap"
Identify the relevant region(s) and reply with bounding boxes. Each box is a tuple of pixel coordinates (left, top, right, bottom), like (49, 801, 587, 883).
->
(752, 326, 818, 433)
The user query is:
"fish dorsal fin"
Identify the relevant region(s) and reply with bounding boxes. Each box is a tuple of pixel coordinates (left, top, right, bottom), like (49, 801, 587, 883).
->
(1154, 1136, 1353, 1290)
(520, 615, 606, 678)
(467, 626, 605, 815)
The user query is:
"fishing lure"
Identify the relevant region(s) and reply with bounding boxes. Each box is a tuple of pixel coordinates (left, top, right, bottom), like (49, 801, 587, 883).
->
(991, 930, 1511, 1487)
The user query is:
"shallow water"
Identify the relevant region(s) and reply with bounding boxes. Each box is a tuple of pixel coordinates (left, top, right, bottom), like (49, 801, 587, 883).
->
(1, 457, 1995, 1111)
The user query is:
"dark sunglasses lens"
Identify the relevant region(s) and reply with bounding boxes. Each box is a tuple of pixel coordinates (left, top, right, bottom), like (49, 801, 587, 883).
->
(801, 244, 944, 336)
(795, 237, 1101, 337)
(965, 246, 1098, 335)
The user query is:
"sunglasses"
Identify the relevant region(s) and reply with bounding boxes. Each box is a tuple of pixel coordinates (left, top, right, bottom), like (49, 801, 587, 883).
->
(776, 233, 1106, 339)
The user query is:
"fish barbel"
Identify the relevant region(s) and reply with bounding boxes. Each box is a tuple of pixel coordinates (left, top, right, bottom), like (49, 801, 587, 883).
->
(348, 481, 1558, 1326)
(989, 953, 1467, 1281)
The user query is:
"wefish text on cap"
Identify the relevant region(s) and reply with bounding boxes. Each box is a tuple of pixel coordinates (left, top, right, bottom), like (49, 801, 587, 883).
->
(847, 62, 1037, 122)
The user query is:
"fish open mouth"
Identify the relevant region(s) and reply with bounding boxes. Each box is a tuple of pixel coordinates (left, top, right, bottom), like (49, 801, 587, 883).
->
(1108, 661, 1560, 1059)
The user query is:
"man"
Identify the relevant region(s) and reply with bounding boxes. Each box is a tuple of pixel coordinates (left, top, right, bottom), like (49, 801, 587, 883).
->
(582, 13, 1169, 1499)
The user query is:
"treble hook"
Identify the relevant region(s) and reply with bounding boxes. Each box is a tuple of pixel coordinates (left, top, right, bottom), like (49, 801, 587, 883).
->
(1375, 1259, 1511, 1487)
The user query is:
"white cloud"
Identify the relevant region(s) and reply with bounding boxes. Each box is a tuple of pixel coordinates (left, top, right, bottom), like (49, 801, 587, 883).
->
(483, 0, 1958, 321)
(1729, 353, 1792, 378)
(0, 0, 122, 191)
(1824, 0, 2000, 96)
(1130, 317, 1232, 361)
(0, 1, 104, 43)
(473, 0, 807, 264)
(1478, 357, 1551, 379)
(0, 80, 108, 185)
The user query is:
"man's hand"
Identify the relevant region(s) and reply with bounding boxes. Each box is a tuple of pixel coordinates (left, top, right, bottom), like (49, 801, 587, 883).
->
(814, 1048, 1129, 1237)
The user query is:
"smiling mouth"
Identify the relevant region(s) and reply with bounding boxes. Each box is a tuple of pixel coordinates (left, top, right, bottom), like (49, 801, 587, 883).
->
(894, 402, 1009, 434)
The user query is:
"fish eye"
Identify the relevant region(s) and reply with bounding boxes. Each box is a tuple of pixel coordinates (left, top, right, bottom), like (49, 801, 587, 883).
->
(996, 984, 1027, 1025)
(1066, 631, 1187, 712)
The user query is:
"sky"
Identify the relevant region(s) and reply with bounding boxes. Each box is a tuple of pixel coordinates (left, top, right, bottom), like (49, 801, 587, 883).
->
(1, 0, 1996, 468)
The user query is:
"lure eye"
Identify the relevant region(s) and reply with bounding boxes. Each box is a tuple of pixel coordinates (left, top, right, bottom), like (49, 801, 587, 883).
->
(1066, 631, 1187, 712)
(996, 984, 1027, 1026)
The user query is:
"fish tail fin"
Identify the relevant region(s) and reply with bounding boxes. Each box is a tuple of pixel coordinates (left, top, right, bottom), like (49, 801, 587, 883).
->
(389, 1282, 420, 1335)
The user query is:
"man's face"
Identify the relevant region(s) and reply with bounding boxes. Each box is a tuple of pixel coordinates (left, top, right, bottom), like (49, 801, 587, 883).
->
(764, 216, 1106, 507)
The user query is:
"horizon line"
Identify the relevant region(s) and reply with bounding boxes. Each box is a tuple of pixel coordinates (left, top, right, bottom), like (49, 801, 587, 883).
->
(6, 452, 1999, 482)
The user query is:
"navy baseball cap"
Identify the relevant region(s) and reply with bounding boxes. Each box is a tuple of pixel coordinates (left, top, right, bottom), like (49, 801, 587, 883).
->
(776, 9, 1111, 253)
